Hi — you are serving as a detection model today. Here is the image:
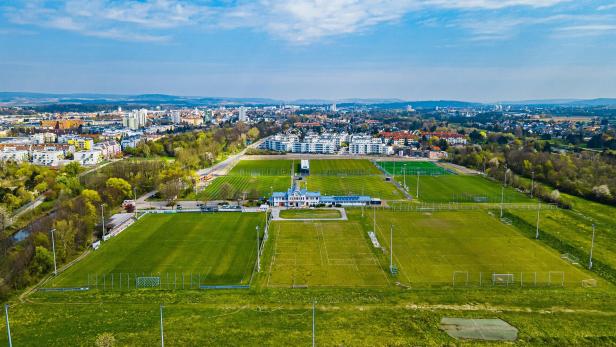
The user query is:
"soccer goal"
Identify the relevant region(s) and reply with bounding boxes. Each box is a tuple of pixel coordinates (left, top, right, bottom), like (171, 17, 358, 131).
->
(548, 271, 565, 287)
(452, 271, 469, 287)
(135, 276, 161, 288)
(492, 273, 514, 286)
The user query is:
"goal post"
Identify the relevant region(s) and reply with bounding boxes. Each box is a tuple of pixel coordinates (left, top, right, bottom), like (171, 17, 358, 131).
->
(135, 276, 161, 288)
(492, 273, 514, 286)
(452, 271, 469, 287)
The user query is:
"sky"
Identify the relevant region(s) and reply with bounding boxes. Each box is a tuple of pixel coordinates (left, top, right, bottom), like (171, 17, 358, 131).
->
(0, 0, 615, 102)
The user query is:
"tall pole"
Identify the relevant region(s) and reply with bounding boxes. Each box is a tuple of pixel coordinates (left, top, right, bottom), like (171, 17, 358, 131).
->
(256, 226, 261, 272)
(390, 225, 393, 271)
(51, 228, 57, 276)
(373, 206, 376, 232)
(530, 170, 535, 198)
(500, 185, 504, 218)
(416, 172, 419, 199)
(403, 165, 406, 190)
(535, 201, 541, 239)
(312, 300, 316, 347)
(4, 304, 12, 347)
(101, 204, 105, 241)
(160, 304, 164, 347)
(589, 224, 596, 270)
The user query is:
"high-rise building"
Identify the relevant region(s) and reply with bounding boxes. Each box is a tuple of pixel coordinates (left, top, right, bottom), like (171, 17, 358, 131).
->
(330, 103, 337, 112)
(238, 106, 248, 122)
(122, 108, 148, 130)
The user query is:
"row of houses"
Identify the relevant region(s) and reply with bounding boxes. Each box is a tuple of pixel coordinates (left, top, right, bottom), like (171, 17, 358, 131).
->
(0, 140, 120, 166)
(262, 132, 390, 155)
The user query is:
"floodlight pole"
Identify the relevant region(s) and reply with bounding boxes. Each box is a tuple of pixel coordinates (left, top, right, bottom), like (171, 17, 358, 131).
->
(256, 225, 261, 272)
(535, 201, 541, 239)
(589, 224, 596, 270)
(312, 300, 316, 347)
(101, 204, 106, 241)
(4, 304, 12, 347)
(416, 172, 419, 199)
(403, 164, 407, 191)
(530, 170, 535, 198)
(499, 185, 504, 218)
(390, 225, 393, 271)
(373, 206, 376, 233)
(50, 228, 57, 276)
(160, 304, 165, 347)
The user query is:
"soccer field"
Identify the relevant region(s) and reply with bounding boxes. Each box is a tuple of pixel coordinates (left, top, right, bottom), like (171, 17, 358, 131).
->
(309, 159, 382, 176)
(228, 159, 298, 176)
(376, 161, 450, 176)
(266, 220, 389, 287)
(305, 176, 405, 200)
(198, 175, 291, 200)
(397, 175, 531, 203)
(360, 209, 593, 286)
(48, 212, 265, 288)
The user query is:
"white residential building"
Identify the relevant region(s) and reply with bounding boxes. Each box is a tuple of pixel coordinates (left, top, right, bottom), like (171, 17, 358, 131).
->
(0, 148, 29, 162)
(238, 107, 248, 122)
(349, 135, 387, 155)
(122, 109, 148, 130)
(74, 150, 104, 166)
(31, 149, 64, 166)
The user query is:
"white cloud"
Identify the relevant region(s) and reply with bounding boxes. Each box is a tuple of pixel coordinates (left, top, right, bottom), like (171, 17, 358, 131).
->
(4, 0, 576, 43)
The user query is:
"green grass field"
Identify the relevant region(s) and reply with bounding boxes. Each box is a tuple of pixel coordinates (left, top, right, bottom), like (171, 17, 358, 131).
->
(278, 209, 342, 219)
(305, 176, 405, 200)
(228, 159, 298, 176)
(266, 220, 389, 287)
(198, 175, 290, 200)
(358, 209, 593, 286)
(376, 161, 450, 176)
(47, 213, 265, 288)
(309, 159, 382, 176)
(396, 175, 531, 203)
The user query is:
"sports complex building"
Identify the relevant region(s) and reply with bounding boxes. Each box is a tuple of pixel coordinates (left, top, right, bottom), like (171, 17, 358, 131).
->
(269, 185, 376, 207)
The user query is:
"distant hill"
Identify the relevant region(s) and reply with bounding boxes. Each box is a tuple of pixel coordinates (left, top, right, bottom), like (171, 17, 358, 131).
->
(501, 98, 616, 106)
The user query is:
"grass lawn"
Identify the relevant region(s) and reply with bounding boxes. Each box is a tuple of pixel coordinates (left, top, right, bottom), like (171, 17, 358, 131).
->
(228, 159, 298, 176)
(309, 159, 382, 176)
(279, 209, 342, 219)
(266, 220, 389, 287)
(197, 175, 291, 200)
(355, 209, 594, 286)
(396, 175, 531, 203)
(47, 213, 265, 288)
(376, 161, 450, 176)
(306, 176, 405, 200)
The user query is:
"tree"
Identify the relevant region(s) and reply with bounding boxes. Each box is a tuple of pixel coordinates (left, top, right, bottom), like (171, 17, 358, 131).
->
(159, 179, 182, 203)
(247, 127, 260, 140)
(61, 161, 83, 177)
(219, 182, 233, 200)
(592, 185, 612, 200)
(105, 177, 132, 205)
(29, 246, 54, 276)
(53, 219, 77, 262)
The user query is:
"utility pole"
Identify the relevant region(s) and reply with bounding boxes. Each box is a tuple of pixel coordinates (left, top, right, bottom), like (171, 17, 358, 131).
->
(312, 300, 316, 347)
(51, 228, 57, 276)
(535, 201, 541, 239)
(160, 304, 165, 347)
(256, 225, 261, 272)
(530, 170, 535, 198)
(589, 224, 596, 270)
(4, 304, 12, 347)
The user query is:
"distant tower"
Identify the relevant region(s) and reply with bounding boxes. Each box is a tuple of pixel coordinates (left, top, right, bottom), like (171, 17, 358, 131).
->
(406, 104, 415, 112)
(238, 106, 248, 122)
(330, 103, 337, 112)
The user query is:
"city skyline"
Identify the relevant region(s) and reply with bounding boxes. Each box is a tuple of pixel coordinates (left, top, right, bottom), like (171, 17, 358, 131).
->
(1, 0, 615, 101)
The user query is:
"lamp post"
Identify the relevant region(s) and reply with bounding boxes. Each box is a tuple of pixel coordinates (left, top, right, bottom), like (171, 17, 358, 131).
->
(50, 228, 57, 276)
(4, 304, 12, 347)
(589, 224, 596, 270)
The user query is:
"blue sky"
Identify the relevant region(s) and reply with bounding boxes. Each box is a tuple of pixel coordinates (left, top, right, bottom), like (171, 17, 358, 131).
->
(1, 0, 615, 102)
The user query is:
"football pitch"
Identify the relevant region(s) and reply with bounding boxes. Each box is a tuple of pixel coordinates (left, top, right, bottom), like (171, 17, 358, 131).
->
(398, 175, 531, 203)
(47, 212, 265, 288)
(361, 209, 593, 286)
(309, 159, 382, 176)
(198, 175, 291, 200)
(266, 220, 389, 287)
(376, 161, 450, 176)
(228, 159, 298, 176)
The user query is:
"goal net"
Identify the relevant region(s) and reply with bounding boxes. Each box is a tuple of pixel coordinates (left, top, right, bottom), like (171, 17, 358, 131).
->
(492, 273, 514, 285)
(136, 276, 161, 288)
